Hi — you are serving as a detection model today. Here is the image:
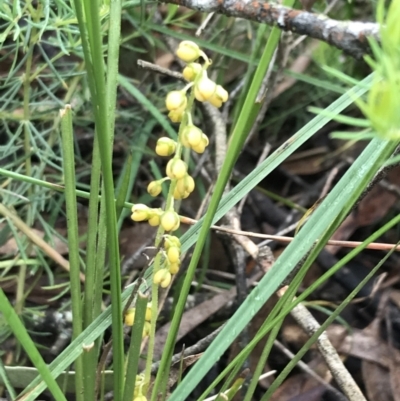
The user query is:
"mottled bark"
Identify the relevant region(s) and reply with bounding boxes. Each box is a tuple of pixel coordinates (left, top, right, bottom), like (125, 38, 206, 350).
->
(163, 0, 380, 58)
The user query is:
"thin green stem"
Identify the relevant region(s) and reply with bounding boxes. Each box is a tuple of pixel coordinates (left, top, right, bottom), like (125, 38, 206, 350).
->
(82, 136, 103, 401)
(72, 0, 125, 398)
(243, 311, 284, 401)
(123, 292, 149, 401)
(106, 0, 122, 138)
(60, 105, 84, 399)
(144, 72, 201, 394)
(23, 52, 33, 185)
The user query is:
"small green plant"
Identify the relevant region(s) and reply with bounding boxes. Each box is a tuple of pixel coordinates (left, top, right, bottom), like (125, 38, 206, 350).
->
(358, 0, 400, 140)
(323, 0, 400, 142)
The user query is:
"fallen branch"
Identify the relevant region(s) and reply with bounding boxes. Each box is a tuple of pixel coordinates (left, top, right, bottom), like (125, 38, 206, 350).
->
(161, 0, 379, 59)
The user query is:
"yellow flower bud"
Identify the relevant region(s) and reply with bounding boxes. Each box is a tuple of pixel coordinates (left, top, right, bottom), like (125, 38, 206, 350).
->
(124, 308, 135, 326)
(173, 186, 184, 200)
(147, 180, 162, 197)
(145, 303, 152, 321)
(168, 108, 184, 123)
(153, 268, 172, 288)
(195, 72, 217, 102)
(169, 262, 180, 275)
(142, 322, 151, 338)
(155, 137, 177, 157)
(201, 133, 209, 147)
(208, 85, 229, 108)
(216, 85, 229, 102)
(164, 235, 181, 249)
(176, 175, 195, 195)
(176, 40, 201, 63)
(191, 141, 206, 154)
(148, 214, 160, 227)
(166, 90, 187, 111)
(182, 125, 203, 147)
(134, 396, 147, 401)
(182, 62, 203, 81)
(179, 129, 191, 148)
(160, 210, 180, 232)
(166, 158, 187, 179)
(167, 246, 180, 263)
(131, 204, 150, 221)
(134, 376, 145, 398)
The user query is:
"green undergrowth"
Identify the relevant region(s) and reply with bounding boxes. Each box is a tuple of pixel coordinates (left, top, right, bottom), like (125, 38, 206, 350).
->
(0, 0, 399, 400)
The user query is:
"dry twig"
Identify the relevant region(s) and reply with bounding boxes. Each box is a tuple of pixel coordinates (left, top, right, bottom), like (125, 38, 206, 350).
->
(161, 0, 379, 58)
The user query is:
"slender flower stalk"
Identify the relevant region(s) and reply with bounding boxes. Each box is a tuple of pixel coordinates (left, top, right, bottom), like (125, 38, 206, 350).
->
(128, 41, 228, 398)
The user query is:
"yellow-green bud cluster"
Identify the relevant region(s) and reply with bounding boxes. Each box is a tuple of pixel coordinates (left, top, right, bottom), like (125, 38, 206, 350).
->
(147, 180, 163, 197)
(131, 204, 163, 227)
(166, 41, 228, 124)
(180, 125, 209, 154)
(131, 204, 180, 232)
(124, 303, 153, 338)
(165, 90, 187, 123)
(194, 71, 229, 108)
(173, 174, 195, 200)
(166, 158, 187, 179)
(182, 62, 202, 82)
(133, 374, 147, 401)
(131, 41, 229, 241)
(160, 210, 180, 232)
(153, 236, 181, 288)
(155, 137, 177, 156)
(176, 41, 202, 63)
(133, 393, 147, 401)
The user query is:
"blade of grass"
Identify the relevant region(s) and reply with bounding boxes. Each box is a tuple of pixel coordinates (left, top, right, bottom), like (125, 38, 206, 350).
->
(191, 135, 400, 399)
(116, 150, 134, 219)
(81, 135, 103, 401)
(122, 292, 148, 401)
(0, 288, 67, 401)
(60, 105, 84, 397)
(0, 358, 17, 399)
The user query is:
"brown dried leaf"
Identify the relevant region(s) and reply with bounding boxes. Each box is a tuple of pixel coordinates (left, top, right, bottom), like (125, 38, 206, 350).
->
(270, 355, 330, 401)
(282, 147, 331, 175)
(362, 361, 394, 401)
